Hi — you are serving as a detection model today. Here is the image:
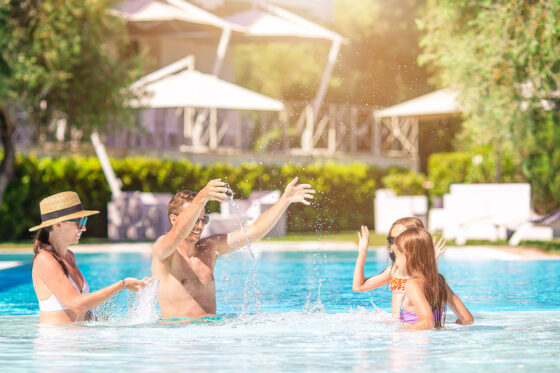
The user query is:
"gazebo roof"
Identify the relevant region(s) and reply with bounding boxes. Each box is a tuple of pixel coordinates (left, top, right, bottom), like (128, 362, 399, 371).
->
(117, 0, 244, 34)
(225, 3, 347, 43)
(374, 88, 462, 120)
(132, 56, 284, 111)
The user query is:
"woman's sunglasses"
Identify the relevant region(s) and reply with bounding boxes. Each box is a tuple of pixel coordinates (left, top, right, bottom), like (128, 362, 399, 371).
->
(68, 217, 88, 229)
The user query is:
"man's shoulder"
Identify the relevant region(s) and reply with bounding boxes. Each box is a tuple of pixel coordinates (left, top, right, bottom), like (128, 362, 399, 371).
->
(151, 235, 174, 259)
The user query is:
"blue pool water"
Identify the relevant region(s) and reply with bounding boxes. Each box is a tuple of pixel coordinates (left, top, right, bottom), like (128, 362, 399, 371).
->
(1, 249, 560, 372)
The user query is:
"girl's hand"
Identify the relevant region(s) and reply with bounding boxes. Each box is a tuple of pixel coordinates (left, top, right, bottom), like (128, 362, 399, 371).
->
(357, 225, 370, 254)
(433, 236, 447, 259)
(123, 277, 152, 292)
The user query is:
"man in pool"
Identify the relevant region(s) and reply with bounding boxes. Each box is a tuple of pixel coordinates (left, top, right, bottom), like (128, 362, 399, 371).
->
(151, 177, 315, 319)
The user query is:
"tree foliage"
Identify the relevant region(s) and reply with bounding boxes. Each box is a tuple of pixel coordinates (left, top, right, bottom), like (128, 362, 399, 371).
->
(0, 0, 143, 206)
(234, 0, 432, 106)
(418, 0, 560, 212)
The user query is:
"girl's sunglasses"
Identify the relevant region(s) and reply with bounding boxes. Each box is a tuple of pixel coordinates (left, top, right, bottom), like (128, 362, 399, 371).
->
(68, 217, 88, 229)
(387, 236, 396, 262)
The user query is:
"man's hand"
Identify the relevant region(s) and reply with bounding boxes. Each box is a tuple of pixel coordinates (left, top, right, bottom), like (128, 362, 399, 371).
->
(357, 225, 369, 254)
(434, 235, 447, 259)
(197, 179, 229, 203)
(282, 177, 315, 205)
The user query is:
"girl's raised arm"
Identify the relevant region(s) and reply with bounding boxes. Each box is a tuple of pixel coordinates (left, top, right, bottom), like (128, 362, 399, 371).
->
(353, 226, 391, 292)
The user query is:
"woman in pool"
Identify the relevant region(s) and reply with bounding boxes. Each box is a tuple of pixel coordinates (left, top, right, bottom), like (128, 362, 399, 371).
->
(394, 227, 473, 330)
(353, 217, 446, 317)
(30, 191, 150, 324)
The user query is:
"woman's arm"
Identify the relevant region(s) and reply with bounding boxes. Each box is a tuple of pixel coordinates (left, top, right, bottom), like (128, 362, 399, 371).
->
(401, 279, 435, 331)
(35, 252, 148, 314)
(446, 284, 474, 325)
(353, 226, 390, 292)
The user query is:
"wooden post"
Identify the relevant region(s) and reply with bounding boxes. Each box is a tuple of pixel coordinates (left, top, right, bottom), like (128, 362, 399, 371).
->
(235, 115, 243, 150)
(301, 104, 314, 153)
(280, 110, 289, 151)
(373, 115, 381, 155)
(328, 104, 336, 154)
(183, 107, 193, 140)
(350, 106, 358, 153)
(209, 107, 217, 150)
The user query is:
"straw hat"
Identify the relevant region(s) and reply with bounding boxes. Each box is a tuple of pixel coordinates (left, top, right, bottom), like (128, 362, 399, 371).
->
(29, 191, 99, 232)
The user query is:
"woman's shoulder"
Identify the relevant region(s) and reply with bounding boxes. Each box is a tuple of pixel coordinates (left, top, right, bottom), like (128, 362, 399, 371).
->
(33, 250, 61, 269)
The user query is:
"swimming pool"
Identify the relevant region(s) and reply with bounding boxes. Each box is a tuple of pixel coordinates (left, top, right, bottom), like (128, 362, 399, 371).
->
(1, 249, 559, 372)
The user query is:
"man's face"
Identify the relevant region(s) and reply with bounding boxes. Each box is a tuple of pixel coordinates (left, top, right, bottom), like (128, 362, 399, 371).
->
(170, 202, 207, 243)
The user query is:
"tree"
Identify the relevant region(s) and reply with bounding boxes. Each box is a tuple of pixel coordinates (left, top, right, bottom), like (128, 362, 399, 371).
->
(233, 0, 432, 106)
(0, 0, 143, 207)
(418, 0, 560, 213)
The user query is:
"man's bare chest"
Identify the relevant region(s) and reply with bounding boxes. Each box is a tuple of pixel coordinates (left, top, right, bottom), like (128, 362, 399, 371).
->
(168, 252, 214, 285)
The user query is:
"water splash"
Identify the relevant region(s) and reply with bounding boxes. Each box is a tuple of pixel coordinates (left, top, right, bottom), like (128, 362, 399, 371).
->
(89, 279, 160, 325)
(223, 182, 261, 315)
(123, 278, 160, 325)
(303, 250, 325, 313)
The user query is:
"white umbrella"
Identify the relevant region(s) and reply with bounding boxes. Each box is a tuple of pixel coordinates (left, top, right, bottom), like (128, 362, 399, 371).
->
(132, 57, 283, 111)
(226, 4, 346, 43)
(117, 0, 243, 34)
(374, 88, 462, 120)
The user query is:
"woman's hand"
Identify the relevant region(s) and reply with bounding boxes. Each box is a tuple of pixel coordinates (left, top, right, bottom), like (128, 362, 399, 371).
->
(123, 277, 152, 292)
(433, 236, 447, 259)
(358, 225, 370, 254)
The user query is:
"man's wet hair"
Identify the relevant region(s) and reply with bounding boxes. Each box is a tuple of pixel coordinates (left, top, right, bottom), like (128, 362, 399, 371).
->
(168, 190, 197, 218)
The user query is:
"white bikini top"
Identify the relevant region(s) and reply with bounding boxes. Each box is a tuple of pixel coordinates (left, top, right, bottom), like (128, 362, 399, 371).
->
(38, 274, 90, 312)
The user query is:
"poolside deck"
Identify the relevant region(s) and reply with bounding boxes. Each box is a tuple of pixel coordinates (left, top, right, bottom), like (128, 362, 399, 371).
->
(0, 242, 558, 260)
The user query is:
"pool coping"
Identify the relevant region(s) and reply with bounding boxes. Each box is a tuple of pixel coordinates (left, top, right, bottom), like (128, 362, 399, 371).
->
(0, 241, 559, 260)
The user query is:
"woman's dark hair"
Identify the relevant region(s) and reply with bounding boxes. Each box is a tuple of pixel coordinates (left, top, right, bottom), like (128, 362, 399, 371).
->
(31, 226, 69, 276)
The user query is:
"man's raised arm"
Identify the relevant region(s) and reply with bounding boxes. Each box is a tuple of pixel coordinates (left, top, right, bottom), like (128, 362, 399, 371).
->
(152, 179, 228, 260)
(212, 177, 315, 255)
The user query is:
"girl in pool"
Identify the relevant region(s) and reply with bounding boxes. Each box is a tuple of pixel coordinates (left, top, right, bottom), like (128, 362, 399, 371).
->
(393, 227, 473, 329)
(353, 217, 446, 317)
(30, 191, 150, 324)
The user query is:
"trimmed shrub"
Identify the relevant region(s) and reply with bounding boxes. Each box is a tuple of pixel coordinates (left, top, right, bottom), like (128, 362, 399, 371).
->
(382, 170, 427, 196)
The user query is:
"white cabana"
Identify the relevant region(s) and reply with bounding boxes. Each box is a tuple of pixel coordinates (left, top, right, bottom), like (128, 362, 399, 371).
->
(132, 55, 283, 151)
(374, 88, 461, 120)
(133, 56, 283, 111)
(116, 0, 242, 34)
(226, 4, 344, 42)
(371, 88, 462, 165)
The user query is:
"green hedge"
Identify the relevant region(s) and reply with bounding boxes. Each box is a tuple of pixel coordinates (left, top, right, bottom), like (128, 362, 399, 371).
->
(1, 155, 386, 240)
(427, 149, 523, 197)
(381, 170, 427, 196)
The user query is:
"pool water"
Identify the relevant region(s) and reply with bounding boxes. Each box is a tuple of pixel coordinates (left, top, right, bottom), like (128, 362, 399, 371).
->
(1, 250, 560, 372)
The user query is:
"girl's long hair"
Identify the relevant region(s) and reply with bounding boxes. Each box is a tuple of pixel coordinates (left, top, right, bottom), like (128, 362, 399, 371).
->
(387, 217, 425, 276)
(31, 226, 69, 276)
(395, 227, 447, 327)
